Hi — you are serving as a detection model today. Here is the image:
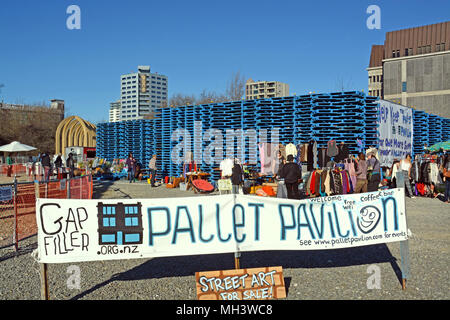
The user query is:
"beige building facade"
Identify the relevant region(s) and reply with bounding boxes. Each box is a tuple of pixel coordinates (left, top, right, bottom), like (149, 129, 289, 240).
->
(367, 21, 450, 118)
(245, 79, 289, 100)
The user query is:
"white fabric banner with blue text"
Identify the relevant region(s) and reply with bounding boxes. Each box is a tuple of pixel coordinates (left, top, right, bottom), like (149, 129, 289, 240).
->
(36, 189, 408, 264)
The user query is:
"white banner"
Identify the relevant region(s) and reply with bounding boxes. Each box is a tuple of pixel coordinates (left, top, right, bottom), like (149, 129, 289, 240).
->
(377, 100, 413, 167)
(36, 189, 408, 264)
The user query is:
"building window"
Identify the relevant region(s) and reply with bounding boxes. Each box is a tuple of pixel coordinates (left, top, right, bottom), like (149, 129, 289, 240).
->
(402, 82, 407, 92)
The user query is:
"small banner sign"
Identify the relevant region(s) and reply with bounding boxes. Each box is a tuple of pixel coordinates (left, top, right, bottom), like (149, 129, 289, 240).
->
(0, 186, 13, 202)
(195, 266, 286, 300)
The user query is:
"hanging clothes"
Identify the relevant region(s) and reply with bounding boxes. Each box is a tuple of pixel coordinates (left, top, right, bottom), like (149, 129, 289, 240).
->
(320, 170, 328, 197)
(286, 143, 297, 157)
(313, 141, 318, 169)
(337, 143, 350, 162)
(340, 171, 348, 194)
(318, 148, 331, 168)
(259, 143, 278, 175)
(305, 172, 313, 196)
(429, 162, 439, 184)
(279, 144, 286, 159)
(307, 141, 314, 172)
(332, 170, 343, 195)
(296, 144, 302, 165)
(344, 158, 357, 191)
(310, 170, 317, 195)
(324, 170, 332, 196)
(327, 140, 339, 157)
(301, 143, 308, 162)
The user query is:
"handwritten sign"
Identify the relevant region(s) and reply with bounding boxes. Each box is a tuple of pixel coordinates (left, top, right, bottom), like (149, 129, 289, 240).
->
(35, 189, 408, 264)
(378, 100, 413, 167)
(196, 266, 286, 300)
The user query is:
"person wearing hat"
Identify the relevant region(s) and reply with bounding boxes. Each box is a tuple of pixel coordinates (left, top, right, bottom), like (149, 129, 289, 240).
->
(278, 154, 302, 199)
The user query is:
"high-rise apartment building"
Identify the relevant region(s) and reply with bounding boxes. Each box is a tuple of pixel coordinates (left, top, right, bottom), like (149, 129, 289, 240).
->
(245, 79, 289, 100)
(109, 100, 121, 123)
(367, 21, 450, 118)
(119, 66, 168, 121)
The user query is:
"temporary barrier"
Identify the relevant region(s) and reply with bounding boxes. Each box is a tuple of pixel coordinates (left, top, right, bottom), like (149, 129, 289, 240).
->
(0, 175, 93, 250)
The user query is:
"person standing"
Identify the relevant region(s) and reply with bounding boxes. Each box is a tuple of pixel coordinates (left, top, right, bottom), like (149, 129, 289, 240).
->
(398, 154, 415, 198)
(54, 154, 63, 179)
(54, 154, 63, 168)
(231, 158, 244, 194)
(6, 153, 13, 177)
(148, 154, 157, 187)
(354, 153, 368, 193)
(126, 153, 136, 183)
(279, 154, 302, 199)
(40, 152, 51, 181)
(66, 153, 75, 178)
(367, 152, 381, 192)
(441, 154, 450, 203)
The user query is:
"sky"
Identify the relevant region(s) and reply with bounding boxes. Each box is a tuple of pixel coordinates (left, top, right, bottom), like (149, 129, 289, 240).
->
(0, 0, 449, 124)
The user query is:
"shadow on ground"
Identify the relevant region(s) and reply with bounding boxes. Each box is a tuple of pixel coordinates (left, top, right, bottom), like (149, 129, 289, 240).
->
(71, 243, 402, 300)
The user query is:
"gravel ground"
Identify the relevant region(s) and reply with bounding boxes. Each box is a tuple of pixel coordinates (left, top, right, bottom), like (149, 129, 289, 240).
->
(0, 179, 449, 300)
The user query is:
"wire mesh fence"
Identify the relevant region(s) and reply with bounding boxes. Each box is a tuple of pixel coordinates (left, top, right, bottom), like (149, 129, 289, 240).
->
(0, 175, 93, 249)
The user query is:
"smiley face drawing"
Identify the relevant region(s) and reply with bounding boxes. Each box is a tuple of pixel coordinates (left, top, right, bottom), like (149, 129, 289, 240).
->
(357, 206, 381, 234)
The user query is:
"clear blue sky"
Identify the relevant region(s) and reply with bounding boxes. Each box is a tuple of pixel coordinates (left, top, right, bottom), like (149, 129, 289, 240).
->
(0, 0, 448, 124)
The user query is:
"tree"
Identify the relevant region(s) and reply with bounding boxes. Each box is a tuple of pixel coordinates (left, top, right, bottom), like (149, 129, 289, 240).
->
(225, 71, 246, 101)
(196, 89, 227, 105)
(168, 71, 246, 107)
(169, 93, 197, 107)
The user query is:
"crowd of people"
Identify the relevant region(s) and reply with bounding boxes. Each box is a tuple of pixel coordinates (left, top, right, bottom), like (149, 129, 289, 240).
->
(1, 152, 77, 181)
(219, 144, 450, 204)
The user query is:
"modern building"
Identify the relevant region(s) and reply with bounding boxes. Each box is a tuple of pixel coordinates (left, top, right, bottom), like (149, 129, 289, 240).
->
(55, 115, 97, 157)
(367, 21, 450, 118)
(245, 79, 289, 100)
(119, 66, 168, 121)
(109, 100, 121, 123)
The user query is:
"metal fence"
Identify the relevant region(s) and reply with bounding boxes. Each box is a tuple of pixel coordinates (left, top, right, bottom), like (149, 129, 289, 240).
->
(0, 175, 93, 250)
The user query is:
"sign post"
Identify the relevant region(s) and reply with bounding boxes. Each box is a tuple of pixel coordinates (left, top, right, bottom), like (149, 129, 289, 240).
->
(395, 171, 410, 290)
(35, 181, 49, 300)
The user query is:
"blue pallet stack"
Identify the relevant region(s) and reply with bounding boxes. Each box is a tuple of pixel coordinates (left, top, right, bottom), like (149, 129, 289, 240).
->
(428, 115, 442, 147)
(412, 110, 429, 156)
(96, 92, 450, 184)
(442, 117, 450, 142)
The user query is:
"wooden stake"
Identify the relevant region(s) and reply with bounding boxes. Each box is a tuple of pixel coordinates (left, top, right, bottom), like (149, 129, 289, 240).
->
(402, 278, 406, 290)
(234, 251, 241, 270)
(234, 256, 240, 270)
(40, 263, 49, 300)
(35, 181, 49, 300)
(13, 175, 18, 252)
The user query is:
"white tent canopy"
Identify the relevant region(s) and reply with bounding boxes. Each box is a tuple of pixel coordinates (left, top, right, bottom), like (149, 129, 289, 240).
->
(0, 141, 37, 153)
